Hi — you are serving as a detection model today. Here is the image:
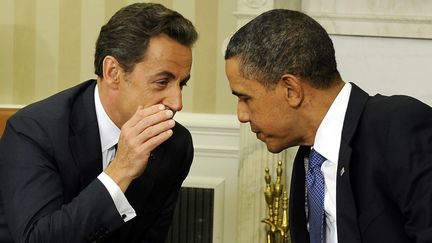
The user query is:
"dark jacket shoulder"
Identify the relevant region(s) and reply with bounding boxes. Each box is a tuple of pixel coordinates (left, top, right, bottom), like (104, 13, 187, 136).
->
(10, 80, 96, 126)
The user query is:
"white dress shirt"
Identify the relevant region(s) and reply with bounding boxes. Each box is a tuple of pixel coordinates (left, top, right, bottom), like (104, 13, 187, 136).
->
(311, 83, 352, 243)
(94, 85, 136, 222)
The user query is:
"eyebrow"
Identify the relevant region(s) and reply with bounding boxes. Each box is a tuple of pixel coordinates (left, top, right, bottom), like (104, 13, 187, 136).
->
(232, 90, 250, 98)
(155, 71, 175, 80)
(155, 71, 190, 84)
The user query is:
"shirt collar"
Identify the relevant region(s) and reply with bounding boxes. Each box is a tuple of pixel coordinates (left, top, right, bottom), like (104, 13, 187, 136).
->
(313, 83, 352, 164)
(94, 84, 120, 152)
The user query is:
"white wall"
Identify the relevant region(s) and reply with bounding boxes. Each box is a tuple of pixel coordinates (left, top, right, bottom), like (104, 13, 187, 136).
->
(332, 35, 432, 106)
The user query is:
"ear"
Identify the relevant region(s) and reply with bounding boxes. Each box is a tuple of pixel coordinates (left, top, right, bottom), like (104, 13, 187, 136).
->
(278, 74, 303, 107)
(102, 56, 121, 88)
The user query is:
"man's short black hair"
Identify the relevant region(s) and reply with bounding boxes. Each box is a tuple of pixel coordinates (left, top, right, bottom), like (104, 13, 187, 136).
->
(225, 9, 340, 89)
(94, 3, 198, 77)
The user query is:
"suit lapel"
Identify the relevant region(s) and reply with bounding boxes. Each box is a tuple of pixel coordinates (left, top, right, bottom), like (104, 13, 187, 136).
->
(289, 83, 370, 242)
(336, 83, 370, 243)
(289, 146, 311, 243)
(68, 81, 103, 189)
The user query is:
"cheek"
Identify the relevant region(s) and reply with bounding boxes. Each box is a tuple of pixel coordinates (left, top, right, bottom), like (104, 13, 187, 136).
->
(263, 109, 290, 134)
(128, 87, 161, 108)
(146, 91, 169, 105)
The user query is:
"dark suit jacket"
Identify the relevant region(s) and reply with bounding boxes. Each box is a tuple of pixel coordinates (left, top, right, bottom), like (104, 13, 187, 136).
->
(289, 83, 432, 243)
(0, 80, 194, 243)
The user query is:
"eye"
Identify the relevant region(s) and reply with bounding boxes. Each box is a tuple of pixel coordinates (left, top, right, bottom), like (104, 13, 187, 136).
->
(238, 95, 250, 102)
(155, 79, 169, 88)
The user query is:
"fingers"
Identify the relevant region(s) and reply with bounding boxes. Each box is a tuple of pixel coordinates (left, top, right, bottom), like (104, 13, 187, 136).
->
(135, 118, 175, 145)
(124, 104, 166, 128)
(122, 105, 173, 138)
(137, 127, 174, 154)
(132, 109, 173, 135)
(119, 104, 175, 154)
(106, 104, 175, 190)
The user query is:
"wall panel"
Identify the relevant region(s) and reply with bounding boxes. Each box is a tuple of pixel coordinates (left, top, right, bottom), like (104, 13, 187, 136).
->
(13, 0, 36, 104)
(59, 0, 81, 89)
(35, 0, 59, 98)
(0, 0, 238, 114)
(0, 0, 15, 104)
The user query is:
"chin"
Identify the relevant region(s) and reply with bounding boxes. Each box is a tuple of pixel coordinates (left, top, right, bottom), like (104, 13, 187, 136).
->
(265, 143, 285, 154)
(259, 136, 283, 153)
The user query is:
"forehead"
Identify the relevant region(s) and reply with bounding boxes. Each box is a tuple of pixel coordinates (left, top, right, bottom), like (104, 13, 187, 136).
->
(225, 57, 265, 95)
(225, 58, 240, 80)
(132, 35, 192, 76)
(225, 58, 248, 87)
(145, 35, 192, 67)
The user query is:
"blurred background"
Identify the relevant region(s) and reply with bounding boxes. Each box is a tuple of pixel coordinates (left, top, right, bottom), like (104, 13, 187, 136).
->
(1, 1, 432, 242)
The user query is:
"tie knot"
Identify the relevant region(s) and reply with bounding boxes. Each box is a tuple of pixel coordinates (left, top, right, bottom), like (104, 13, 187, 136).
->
(309, 149, 326, 169)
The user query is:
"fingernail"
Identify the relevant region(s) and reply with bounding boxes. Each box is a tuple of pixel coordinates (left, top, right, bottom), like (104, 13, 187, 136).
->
(158, 104, 165, 110)
(168, 119, 175, 126)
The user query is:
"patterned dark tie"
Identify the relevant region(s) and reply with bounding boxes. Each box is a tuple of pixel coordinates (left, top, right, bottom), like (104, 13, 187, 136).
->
(108, 143, 118, 165)
(306, 149, 326, 243)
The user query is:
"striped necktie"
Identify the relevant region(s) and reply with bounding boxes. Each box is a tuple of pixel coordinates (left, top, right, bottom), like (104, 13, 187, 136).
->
(107, 143, 117, 166)
(306, 149, 326, 243)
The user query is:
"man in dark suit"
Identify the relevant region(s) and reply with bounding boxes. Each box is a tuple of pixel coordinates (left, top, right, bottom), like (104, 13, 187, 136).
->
(0, 3, 197, 243)
(225, 9, 432, 243)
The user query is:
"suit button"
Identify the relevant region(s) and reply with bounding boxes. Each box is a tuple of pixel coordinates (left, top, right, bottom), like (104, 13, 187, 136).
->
(122, 214, 127, 219)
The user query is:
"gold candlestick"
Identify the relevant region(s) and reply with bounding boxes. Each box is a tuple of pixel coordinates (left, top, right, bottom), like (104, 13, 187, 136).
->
(262, 161, 290, 243)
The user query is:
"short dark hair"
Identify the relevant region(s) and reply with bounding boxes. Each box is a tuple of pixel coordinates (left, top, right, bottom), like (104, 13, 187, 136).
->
(225, 9, 340, 89)
(94, 3, 198, 77)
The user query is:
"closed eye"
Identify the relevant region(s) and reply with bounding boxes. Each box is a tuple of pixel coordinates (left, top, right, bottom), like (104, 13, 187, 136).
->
(152, 71, 175, 89)
(156, 79, 169, 87)
(232, 91, 251, 103)
(239, 96, 250, 103)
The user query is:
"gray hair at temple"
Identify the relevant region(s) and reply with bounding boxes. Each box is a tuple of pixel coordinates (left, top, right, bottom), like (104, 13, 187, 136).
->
(224, 9, 340, 89)
(94, 3, 198, 77)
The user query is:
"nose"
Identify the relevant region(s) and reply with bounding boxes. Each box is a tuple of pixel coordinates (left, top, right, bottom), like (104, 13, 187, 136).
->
(164, 86, 183, 112)
(237, 102, 250, 123)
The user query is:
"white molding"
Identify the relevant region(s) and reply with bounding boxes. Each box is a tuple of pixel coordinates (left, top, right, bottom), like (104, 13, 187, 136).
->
(182, 176, 225, 189)
(242, 0, 268, 9)
(233, 1, 432, 39)
(175, 112, 239, 130)
(0, 104, 25, 109)
(233, 10, 264, 18)
(233, 0, 274, 28)
(194, 145, 239, 159)
(308, 12, 432, 24)
(308, 11, 432, 39)
(175, 112, 240, 159)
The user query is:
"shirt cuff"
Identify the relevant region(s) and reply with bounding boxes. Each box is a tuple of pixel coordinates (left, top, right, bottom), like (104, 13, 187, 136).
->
(97, 172, 136, 222)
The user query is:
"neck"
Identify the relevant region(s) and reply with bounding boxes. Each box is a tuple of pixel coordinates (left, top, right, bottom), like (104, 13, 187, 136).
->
(97, 78, 123, 128)
(301, 80, 345, 145)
